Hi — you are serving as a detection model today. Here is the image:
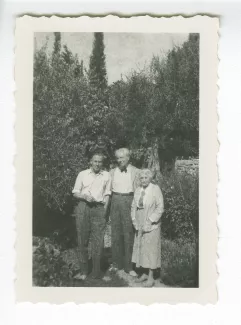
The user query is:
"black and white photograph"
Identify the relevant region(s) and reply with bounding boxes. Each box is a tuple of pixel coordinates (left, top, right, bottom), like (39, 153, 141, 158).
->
(15, 15, 218, 303)
(32, 31, 199, 288)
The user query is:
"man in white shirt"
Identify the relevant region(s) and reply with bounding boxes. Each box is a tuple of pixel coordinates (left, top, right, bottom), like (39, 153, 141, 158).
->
(72, 152, 111, 280)
(109, 148, 140, 276)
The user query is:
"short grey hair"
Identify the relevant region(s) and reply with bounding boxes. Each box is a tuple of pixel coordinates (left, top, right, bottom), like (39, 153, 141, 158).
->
(115, 148, 130, 158)
(139, 168, 153, 180)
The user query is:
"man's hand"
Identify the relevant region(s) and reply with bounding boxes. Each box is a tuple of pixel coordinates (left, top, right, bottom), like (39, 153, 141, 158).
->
(83, 194, 94, 202)
(73, 192, 82, 199)
(73, 193, 95, 202)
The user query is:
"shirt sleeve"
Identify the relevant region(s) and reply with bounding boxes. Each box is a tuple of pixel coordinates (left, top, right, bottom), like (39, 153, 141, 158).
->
(103, 172, 112, 196)
(72, 172, 84, 194)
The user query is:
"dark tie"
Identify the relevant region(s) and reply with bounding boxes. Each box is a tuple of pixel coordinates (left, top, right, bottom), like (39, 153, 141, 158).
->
(121, 167, 127, 173)
(138, 190, 145, 208)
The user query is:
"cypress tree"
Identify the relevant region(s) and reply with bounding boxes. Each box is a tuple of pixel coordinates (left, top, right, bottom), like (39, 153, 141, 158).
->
(80, 60, 84, 77)
(53, 32, 61, 56)
(89, 32, 108, 90)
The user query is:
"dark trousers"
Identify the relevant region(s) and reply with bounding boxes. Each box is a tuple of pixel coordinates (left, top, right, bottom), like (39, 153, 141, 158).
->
(73, 200, 106, 276)
(110, 194, 134, 272)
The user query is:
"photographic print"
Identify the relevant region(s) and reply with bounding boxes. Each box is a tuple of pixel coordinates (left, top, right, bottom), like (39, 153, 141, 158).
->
(15, 15, 218, 304)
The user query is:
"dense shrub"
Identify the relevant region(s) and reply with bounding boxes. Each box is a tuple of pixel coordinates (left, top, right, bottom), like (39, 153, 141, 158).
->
(160, 171, 199, 242)
(33, 33, 199, 214)
(33, 236, 73, 286)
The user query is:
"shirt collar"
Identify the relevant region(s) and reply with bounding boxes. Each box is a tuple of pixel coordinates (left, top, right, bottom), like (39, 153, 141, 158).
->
(127, 164, 131, 171)
(89, 168, 104, 175)
(141, 183, 152, 192)
(118, 164, 131, 172)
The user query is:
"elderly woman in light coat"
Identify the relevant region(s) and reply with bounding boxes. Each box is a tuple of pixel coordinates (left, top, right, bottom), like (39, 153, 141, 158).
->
(131, 169, 164, 287)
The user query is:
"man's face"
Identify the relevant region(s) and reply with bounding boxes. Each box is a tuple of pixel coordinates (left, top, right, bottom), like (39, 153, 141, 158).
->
(116, 152, 129, 170)
(90, 155, 103, 173)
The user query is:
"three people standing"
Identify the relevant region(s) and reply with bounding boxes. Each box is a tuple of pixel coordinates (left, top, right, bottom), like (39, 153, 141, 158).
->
(72, 147, 164, 285)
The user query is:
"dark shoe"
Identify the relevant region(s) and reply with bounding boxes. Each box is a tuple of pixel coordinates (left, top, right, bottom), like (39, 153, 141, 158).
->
(135, 274, 148, 283)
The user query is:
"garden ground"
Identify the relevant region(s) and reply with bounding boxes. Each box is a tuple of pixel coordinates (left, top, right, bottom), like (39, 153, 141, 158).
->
(33, 219, 198, 288)
(62, 246, 169, 288)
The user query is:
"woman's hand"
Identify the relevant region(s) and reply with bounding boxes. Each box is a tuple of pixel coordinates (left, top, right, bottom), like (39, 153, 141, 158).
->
(142, 220, 153, 233)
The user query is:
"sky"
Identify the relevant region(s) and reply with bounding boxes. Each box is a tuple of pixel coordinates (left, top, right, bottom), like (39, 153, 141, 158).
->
(35, 32, 189, 84)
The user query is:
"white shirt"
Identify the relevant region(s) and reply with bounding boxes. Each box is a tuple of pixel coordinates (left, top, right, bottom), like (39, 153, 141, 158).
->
(112, 165, 133, 193)
(72, 169, 111, 203)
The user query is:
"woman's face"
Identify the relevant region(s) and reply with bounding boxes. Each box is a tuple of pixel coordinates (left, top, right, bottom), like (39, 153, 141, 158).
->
(140, 174, 151, 188)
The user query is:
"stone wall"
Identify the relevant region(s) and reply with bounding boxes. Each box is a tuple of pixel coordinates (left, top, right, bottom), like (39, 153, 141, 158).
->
(175, 159, 199, 175)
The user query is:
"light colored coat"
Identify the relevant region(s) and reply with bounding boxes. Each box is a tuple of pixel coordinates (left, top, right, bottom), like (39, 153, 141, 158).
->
(131, 183, 164, 232)
(110, 164, 140, 192)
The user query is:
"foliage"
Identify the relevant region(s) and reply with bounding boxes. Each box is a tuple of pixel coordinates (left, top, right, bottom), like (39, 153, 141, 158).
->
(33, 33, 111, 212)
(32, 235, 198, 287)
(33, 236, 128, 287)
(107, 33, 199, 169)
(88, 32, 108, 91)
(33, 32, 199, 216)
(160, 238, 198, 287)
(160, 171, 199, 242)
(33, 236, 73, 286)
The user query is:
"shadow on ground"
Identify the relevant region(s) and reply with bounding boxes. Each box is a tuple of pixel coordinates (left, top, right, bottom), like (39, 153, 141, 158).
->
(62, 247, 169, 288)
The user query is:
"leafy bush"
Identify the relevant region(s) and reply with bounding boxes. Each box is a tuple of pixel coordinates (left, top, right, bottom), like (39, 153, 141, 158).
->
(160, 170, 199, 242)
(160, 238, 198, 287)
(33, 236, 73, 286)
(33, 33, 199, 214)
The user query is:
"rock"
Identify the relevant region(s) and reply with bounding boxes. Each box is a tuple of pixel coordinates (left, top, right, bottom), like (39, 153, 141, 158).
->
(175, 159, 199, 175)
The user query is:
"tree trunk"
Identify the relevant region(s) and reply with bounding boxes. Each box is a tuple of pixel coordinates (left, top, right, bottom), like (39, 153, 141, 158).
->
(147, 138, 163, 183)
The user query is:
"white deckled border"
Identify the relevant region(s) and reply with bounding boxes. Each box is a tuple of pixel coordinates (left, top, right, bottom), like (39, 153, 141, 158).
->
(14, 15, 219, 304)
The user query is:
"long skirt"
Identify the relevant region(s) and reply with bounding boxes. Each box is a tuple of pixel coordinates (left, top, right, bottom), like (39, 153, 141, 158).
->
(132, 209, 161, 270)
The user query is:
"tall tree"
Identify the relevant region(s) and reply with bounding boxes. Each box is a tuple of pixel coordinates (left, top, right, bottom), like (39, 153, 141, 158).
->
(53, 32, 61, 56)
(89, 32, 108, 90)
(80, 60, 84, 77)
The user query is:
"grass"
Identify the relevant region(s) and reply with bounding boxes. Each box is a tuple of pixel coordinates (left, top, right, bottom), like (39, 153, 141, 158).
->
(160, 238, 198, 287)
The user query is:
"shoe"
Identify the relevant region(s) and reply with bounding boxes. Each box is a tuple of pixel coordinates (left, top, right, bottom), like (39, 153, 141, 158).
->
(102, 275, 111, 282)
(116, 269, 125, 277)
(129, 270, 138, 277)
(73, 273, 87, 281)
(135, 274, 148, 283)
(108, 264, 118, 272)
(143, 279, 155, 287)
